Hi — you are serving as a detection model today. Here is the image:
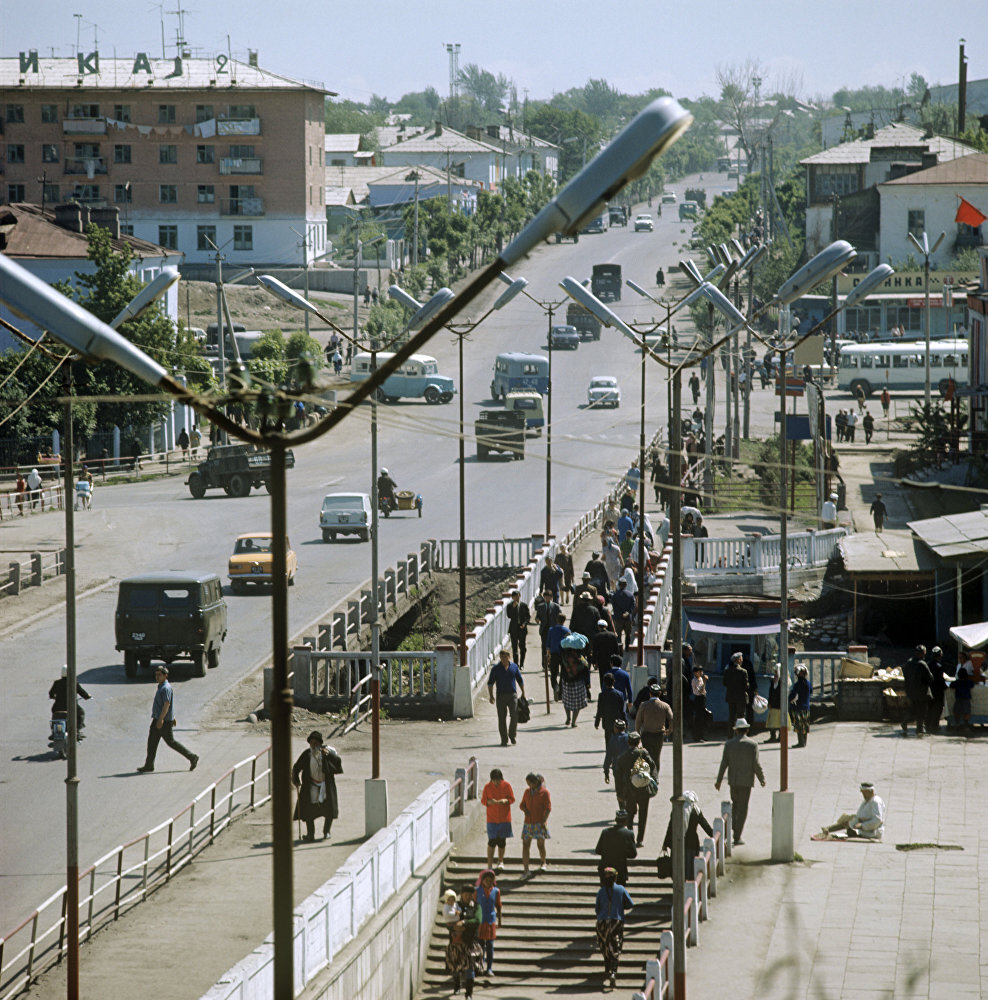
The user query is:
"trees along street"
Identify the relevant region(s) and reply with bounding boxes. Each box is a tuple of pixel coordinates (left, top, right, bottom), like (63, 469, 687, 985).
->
(1, 172, 752, 927)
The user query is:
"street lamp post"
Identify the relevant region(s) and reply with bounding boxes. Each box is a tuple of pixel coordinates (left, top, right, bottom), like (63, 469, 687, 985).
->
(907, 229, 946, 408)
(1, 92, 694, 1000)
(388, 281, 525, 673)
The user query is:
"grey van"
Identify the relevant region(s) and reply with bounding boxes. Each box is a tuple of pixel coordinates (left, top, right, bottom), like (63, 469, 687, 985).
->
(115, 572, 228, 679)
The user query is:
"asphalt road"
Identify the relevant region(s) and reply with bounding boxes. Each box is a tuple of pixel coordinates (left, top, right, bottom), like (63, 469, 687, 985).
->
(1, 170, 760, 928)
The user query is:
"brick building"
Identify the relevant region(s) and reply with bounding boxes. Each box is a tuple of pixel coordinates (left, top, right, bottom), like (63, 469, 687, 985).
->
(1, 51, 330, 268)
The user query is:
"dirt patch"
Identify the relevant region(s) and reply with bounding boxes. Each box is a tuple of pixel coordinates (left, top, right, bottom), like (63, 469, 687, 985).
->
(383, 568, 518, 650)
(181, 280, 355, 338)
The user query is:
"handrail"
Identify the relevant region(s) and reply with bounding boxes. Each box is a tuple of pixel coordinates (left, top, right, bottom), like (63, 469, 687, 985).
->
(0, 747, 272, 1000)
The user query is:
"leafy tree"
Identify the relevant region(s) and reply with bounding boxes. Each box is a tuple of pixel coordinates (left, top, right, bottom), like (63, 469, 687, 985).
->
(285, 331, 324, 386)
(526, 104, 603, 181)
(366, 299, 408, 347)
(324, 99, 382, 138)
(245, 329, 287, 385)
(392, 87, 441, 125)
(57, 225, 202, 432)
(457, 63, 510, 112)
(582, 78, 621, 120)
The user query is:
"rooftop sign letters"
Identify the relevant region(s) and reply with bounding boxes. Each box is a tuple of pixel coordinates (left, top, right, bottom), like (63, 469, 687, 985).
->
(18, 49, 232, 80)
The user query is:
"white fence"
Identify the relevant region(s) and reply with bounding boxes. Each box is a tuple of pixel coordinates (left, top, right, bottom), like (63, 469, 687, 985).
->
(201, 777, 466, 1000)
(436, 537, 542, 569)
(0, 749, 272, 1000)
(682, 527, 846, 576)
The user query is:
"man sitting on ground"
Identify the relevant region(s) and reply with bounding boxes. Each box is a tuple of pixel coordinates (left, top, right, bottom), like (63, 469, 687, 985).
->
(819, 782, 886, 840)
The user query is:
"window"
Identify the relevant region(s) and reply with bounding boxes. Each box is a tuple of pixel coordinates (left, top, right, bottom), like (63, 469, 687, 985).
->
(70, 103, 99, 120)
(892, 354, 911, 368)
(228, 104, 256, 119)
(233, 225, 253, 250)
(228, 144, 255, 159)
(840, 355, 857, 369)
(114, 144, 132, 164)
(197, 185, 215, 203)
(7, 144, 25, 164)
(6, 104, 25, 123)
(907, 210, 925, 239)
(196, 145, 215, 164)
(196, 225, 217, 250)
(72, 184, 100, 202)
(42, 183, 59, 202)
(159, 144, 177, 165)
(73, 142, 99, 159)
(159, 184, 177, 204)
(929, 354, 941, 368)
(112, 104, 131, 122)
(859, 354, 874, 369)
(158, 225, 178, 249)
(41, 104, 58, 123)
(42, 143, 59, 163)
(195, 104, 214, 123)
(812, 166, 859, 200)
(120, 223, 134, 236)
(7, 183, 26, 202)
(158, 104, 176, 124)
(114, 183, 132, 203)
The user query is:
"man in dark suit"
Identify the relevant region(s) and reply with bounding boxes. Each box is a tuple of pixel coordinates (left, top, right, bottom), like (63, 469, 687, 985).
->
(505, 589, 531, 667)
(594, 809, 638, 885)
(714, 718, 765, 846)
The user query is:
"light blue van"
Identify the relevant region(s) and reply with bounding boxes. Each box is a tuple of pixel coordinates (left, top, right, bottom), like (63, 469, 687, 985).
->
(490, 352, 550, 400)
(351, 352, 456, 404)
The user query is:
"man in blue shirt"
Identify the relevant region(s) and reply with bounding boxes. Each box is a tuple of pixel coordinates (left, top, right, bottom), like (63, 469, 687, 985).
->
(608, 653, 634, 716)
(609, 579, 637, 649)
(137, 666, 199, 773)
(616, 510, 634, 544)
(487, 650, 526, 747)
(596, 867, 634, 987)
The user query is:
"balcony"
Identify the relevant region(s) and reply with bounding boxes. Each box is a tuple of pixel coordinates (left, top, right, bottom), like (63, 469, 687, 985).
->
(219, 157, 263, 175)
(221, 197, 264, 217)
(63, 117, 107, 135)
(216, 118, 261, 136)
(64, 157, 108, 176)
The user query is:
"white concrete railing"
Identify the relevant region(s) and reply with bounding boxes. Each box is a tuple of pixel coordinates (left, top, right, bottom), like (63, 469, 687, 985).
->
(436, 536, 542, 569)
(200, 780, 454, 1000)
(682, 527, 847, 576)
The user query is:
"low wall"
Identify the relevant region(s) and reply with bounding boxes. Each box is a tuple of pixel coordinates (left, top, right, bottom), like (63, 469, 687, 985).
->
(200, 780, 455, 1000)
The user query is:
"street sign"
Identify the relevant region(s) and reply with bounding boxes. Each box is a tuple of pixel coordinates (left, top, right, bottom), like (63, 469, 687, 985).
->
(775, 375, 804, 397)
(773, 413, 832, 440)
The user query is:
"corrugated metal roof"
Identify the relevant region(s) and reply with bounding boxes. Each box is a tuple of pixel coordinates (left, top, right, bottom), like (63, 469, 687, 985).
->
(0, 202, 181, 259)
(324, 134, 362, 154)
(881, 152, 988, 186)
(838, 529, 937, 574)
(907, 508, 988, 560)
(800, 122, 977, 166)
(379, 125, 501, 155)
(0, 56, 326, 92)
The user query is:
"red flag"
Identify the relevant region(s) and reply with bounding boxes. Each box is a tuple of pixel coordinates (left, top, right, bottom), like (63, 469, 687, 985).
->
(955, 196, 987, 227)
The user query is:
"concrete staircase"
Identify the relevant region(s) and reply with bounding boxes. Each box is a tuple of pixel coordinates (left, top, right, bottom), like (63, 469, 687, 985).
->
(416, 854, 671, 995)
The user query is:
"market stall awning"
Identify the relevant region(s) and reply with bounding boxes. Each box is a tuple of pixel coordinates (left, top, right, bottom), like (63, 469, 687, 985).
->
(685, 612, 780, 635)
(949, 621, 988, 650)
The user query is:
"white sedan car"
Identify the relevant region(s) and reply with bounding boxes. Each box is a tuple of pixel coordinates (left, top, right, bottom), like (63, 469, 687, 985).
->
(587, 376, 621, 408)
(634, 214, 654, 232)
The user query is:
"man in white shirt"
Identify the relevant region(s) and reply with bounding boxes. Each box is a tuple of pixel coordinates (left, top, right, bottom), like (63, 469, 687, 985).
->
(821, 492, 838, 530)
(821, 782, 886, 840)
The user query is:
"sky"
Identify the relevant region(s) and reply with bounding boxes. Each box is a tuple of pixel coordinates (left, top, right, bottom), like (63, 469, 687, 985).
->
(0, 0, 979, 108)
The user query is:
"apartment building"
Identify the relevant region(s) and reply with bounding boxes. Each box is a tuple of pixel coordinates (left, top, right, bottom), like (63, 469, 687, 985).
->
(1, 51, 329, 268)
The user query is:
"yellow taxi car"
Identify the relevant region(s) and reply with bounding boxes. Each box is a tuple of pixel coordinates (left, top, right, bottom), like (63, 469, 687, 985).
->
(228, 532, 297, 594)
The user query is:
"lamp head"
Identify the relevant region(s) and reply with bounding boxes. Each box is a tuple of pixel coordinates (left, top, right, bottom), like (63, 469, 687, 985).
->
(387, 284, 424, 312)
(257, 274, 321, 315)
(907, 231, 927, 256)
(500, 97, 692, 266)
(844, 264, 894, 308)
(559, 276, 635, 340)
(699, 282, 747, 327)
(493, 278, 527, 310)
(110, 267, 180, 329)
(626, 279, 652, 300)
(0, 254, 168, 387)
(777, 240, 856, 305)
(679, 259, 704, 288)
(408, 287, 455, 330)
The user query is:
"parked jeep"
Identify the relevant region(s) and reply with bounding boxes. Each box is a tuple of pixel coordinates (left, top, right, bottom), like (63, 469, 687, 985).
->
(115, 572, 227, 678)
(187, 444, 295, 499)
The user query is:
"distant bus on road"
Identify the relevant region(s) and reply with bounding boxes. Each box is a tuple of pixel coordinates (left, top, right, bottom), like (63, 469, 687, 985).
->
(837, 339, 968, 397)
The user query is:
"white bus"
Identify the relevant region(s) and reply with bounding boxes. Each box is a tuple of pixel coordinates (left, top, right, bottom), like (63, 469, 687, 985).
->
(837, 339, 968, 397)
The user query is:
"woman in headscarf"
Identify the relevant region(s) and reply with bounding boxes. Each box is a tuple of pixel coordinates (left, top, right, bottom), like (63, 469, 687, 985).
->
(595, 867, 634, 988)
(660, 790, 714, 883)
(474, 868, 502, 977)
(560, 647, 592, 728)
(445, 882, 483, 997)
